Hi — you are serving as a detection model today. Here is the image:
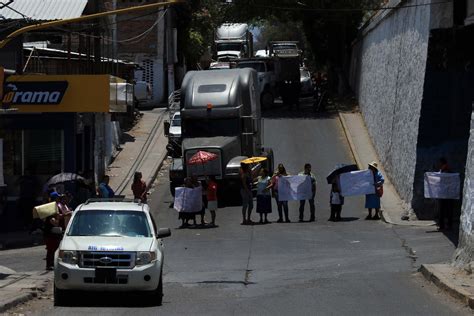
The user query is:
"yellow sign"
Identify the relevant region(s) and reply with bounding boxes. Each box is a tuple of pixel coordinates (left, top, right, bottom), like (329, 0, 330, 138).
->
(5, 75, 110, 113)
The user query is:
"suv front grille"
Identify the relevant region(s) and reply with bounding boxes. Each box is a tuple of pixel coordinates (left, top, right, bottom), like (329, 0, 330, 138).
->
(79, 252, 135, 269)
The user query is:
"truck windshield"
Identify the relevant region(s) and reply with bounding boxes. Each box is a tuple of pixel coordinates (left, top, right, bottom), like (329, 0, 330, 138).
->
(68, 210, 151, 238)
(274, 44, 297, 50)
(183, 119, 240, 137)
(236, 62, 265, 73)
(217, 43, 242, 52)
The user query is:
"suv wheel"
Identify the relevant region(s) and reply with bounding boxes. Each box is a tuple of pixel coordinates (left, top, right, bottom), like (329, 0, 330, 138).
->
(54, 284, 68, 306)
(261, 90, 274, 109)
(153, 273, 163, 306)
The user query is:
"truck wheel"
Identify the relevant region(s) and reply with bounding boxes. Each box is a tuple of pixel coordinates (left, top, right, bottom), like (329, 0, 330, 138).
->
(54, 284, 68, 306)
(261, 90, 274, 109)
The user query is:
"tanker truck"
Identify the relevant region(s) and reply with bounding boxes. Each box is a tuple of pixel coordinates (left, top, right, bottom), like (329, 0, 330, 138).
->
(215, 23, 254, 61)
(168, 68, 273, 201)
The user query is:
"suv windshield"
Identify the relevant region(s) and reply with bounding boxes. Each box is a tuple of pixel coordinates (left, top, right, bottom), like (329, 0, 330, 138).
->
(236, 62, 265, 73)
(68, 210, 151, 237)
(171, 115, 181, 127)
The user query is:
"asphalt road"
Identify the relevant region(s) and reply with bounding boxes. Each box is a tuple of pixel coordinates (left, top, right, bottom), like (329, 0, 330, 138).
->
(5, 105, 470, 315)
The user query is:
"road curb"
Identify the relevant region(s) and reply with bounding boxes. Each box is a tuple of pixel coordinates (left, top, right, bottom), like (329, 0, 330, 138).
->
(337, 111, 363, 170)
(0, 292, 34, 313)
(420, 264, 474, 309)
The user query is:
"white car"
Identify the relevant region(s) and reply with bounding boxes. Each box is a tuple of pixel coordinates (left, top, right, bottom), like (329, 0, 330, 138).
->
(54, 199, 171, 306)
(169, 112, 181, 141)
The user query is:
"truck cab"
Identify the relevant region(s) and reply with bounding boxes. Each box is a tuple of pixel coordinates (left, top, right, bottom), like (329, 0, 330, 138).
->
(169, 68, 273, 199)
(215, 23, 254, 61)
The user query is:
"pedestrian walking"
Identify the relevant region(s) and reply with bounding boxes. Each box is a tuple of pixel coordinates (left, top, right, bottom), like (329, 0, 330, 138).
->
(298, 163, 316, 222)
(240, 162, 254, 225)
(98, 175, 115, 198)
(256, 168, 272, 224)
(365, 162, 384, 220)
(329, 182, 344, 221)
(206, 176, 218, 227)
(131, 171, 148, 202)
(271, 164, 290, 223)
(437, 157, 454, 230)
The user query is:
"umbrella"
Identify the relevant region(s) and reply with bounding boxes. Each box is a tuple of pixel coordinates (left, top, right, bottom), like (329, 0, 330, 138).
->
(241, 157, 267, 164)
(188, 151, 218, 165)
(46, 173, 84, 187)
(326, 164, 359, 184)
(33, 202, 58, 220)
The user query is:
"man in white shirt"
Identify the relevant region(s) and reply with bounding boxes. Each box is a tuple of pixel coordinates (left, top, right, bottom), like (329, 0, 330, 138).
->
(298, 163, 316, 222)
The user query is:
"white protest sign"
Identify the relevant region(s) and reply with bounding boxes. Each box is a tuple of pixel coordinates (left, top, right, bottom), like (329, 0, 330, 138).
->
(278, 175, 313, 201)
(424, 172, 460, 200)
(174, 186, 203, 213)
(340, 170, 375, 197)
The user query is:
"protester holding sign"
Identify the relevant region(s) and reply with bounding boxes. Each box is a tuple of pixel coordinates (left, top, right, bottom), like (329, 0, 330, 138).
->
(436, 157, 456, 230)
(271, 164, 290, 223)
(365, 162, 384, 220)
(298, 163, 317, 222)
(329, 181, 344, 221)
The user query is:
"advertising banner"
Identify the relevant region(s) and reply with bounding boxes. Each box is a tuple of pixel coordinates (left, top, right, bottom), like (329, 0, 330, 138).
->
(424, 172, 460, 199)
(340, 170, 375, 197)
(278, 175, 313, 201)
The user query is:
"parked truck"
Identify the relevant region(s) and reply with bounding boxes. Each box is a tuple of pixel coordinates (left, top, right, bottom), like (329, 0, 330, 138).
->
(168, 68, 274, 200)
(215, 23, 254, 61)
(269, 41, 302, 106)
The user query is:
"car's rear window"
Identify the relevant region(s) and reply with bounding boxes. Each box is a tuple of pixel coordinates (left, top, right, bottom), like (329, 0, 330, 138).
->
(68, 210, 151, 238)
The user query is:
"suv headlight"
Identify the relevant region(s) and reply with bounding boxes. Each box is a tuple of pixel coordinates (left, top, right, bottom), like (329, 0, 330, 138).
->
(58, 250, 78, 264)
(136, 251, 157, 265)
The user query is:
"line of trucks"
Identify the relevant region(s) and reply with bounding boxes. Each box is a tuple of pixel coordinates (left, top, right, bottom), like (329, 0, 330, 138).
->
(165, 23, 304, 200)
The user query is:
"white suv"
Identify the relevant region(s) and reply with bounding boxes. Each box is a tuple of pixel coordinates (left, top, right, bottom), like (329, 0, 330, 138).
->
(54, 199, 171, 306)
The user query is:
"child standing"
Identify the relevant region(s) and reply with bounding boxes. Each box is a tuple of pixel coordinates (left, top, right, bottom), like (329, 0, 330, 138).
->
(206, 176, 218, 227)
(329, 182, 344, 222)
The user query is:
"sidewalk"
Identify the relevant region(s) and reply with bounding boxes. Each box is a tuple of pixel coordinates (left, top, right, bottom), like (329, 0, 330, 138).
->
(338, 111, 436, 227)
(338, 110, 474, 310)
(0, 109, 169, 313)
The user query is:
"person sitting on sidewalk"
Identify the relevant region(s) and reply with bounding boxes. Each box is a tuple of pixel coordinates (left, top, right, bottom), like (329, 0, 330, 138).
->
(365, 162, 384, 220)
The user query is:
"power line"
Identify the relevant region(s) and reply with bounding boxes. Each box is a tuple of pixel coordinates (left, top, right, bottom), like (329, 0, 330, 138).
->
(249, 0, 452, 13)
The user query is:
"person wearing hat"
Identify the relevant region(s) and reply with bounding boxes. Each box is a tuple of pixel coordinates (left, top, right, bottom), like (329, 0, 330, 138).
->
(365, 161, 384, 220)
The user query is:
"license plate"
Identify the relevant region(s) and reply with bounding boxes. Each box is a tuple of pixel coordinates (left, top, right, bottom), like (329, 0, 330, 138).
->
(95, 267, 117, 282)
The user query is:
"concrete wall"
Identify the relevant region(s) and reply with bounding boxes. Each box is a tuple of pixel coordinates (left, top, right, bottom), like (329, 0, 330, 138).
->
(352, 0, 432, 206)
(454, 110, 474, 266)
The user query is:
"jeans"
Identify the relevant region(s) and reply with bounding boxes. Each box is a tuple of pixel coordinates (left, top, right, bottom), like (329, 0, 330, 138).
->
(276, 199, 289, 221)
(299, 198, 315, 220)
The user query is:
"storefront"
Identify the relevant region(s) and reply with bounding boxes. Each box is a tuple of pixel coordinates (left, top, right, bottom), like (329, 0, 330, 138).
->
(0, 74, 117, 231)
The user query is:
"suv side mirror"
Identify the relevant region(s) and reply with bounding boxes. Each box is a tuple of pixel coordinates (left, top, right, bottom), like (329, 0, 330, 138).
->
(164, 121, 170, 136)
(157, 228, 171, 239)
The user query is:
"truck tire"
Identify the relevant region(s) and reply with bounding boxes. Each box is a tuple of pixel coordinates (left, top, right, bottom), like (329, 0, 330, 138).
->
(261, 89, 274, 109)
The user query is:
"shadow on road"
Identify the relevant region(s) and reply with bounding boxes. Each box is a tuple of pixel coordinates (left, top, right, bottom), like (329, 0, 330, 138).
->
(60, 291, 162, 308)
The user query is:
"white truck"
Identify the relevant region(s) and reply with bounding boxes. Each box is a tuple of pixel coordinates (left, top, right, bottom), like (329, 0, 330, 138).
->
(215, 23, 253, 61)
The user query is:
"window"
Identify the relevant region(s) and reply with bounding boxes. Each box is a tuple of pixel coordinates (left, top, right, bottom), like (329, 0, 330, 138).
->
(198, 84, 227, 93)
(236, 62, 265, 73)
(23, 129, 63, 175)
(68, 210, 151, 238)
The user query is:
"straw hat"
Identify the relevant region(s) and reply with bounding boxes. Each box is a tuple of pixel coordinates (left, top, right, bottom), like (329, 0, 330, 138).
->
(368, 161, 378, 169)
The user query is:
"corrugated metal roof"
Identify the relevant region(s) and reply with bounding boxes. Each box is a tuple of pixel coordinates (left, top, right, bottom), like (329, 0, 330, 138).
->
(0, 0, 88, 21)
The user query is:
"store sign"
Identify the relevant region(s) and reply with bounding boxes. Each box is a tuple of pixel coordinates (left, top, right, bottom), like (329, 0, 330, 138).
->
(2, 81, 68, 105)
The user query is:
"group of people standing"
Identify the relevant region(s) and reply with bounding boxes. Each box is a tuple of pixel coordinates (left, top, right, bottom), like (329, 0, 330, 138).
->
(240, 162, 318, 225)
